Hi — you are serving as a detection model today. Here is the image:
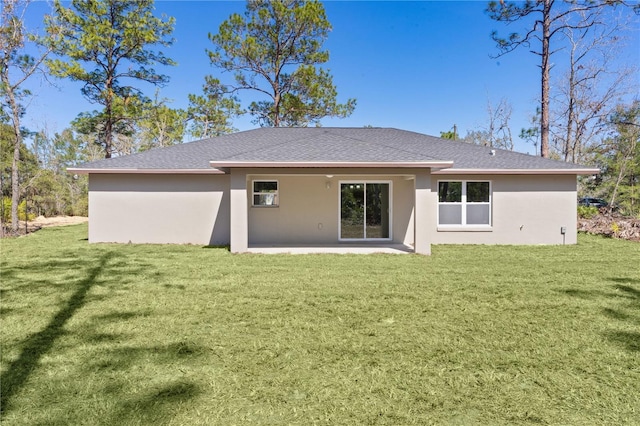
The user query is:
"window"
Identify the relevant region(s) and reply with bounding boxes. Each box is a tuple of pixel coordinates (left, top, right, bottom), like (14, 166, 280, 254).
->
(253, 180, 278, 206)
(438, 181, 491, 226)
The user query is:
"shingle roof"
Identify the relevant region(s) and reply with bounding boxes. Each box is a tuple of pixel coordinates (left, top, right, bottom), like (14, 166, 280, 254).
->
(70, 127, 597, 173)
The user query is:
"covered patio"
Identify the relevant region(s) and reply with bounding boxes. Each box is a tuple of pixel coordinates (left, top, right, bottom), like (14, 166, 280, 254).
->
(225, 168, 435, 255)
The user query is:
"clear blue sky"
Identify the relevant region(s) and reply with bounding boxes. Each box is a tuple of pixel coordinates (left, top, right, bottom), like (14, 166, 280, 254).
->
(21, 1, 640, 154)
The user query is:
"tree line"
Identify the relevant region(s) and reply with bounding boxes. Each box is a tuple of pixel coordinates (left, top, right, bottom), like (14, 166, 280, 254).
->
(441, 0, 639, 216)
(2, 0, 639, 236)
(1, 0, 355, 234)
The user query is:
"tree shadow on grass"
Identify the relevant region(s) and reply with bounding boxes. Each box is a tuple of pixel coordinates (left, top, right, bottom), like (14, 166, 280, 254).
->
(610, 277, 640, 285)
(603, 280, 640, 352)
(85, 341, 207, 373)
(605, 280, 639, 352)
(605, 330, 640, 352)
(602, 307, 632, 322)
(612, 283, 640, 300)
(559, 278, 639, 353)
(105, 380, 201, 425)
(558, 282, 639, 302)
(75, 341, 206, 426)
(0, 251, 116, 415)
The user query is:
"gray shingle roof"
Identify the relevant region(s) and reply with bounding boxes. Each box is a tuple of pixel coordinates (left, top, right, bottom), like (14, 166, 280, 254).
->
(71, 127, 595, 172)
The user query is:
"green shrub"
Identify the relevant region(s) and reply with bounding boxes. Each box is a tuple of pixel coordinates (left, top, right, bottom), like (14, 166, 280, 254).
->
(1, 197, 36, 222)
(74, 197, 89, 216)
(577, 205, 599, 219)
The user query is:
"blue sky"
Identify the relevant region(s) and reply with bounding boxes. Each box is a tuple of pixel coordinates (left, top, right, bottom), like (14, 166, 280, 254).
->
(21, 1, 640, 154)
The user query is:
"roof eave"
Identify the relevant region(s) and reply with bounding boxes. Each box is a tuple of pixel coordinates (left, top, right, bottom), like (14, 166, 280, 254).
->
(431, 168, 600, 175)
(67, 167, 227, 175)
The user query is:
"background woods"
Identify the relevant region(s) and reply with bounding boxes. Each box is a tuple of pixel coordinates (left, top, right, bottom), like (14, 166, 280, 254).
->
(1, 0, 638, 235)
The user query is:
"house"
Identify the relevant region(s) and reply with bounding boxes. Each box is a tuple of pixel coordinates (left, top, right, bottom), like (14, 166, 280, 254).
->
(68, 127, 598, 254)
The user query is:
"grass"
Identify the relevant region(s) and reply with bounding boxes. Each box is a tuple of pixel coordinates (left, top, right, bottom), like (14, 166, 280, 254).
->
(1, 224, 638, 425)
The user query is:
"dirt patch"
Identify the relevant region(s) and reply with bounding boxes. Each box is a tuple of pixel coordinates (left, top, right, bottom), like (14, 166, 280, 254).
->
(578, 211, 640, 242)
(29, 215, 88, 228)
(1, 216, 88, 237)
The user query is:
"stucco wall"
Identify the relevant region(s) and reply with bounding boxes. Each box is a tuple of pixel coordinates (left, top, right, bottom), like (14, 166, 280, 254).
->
(87, 171, 578, 248)
(88, 174, 230, 245)
(428, 174, 578, 245)
(247, 173, 416, 246)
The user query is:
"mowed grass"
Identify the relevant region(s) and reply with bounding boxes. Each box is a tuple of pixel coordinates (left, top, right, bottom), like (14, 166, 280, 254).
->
(1, 225, 638, 425)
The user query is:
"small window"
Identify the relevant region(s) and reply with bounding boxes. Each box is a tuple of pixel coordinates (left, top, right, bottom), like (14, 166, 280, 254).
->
(253, 180, 278, 206)
(438, 181, 491, 226)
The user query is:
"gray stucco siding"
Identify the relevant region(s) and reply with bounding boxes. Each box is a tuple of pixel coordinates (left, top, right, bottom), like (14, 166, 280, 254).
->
(86, 171, 580, 250)
(428, 174, 578, 245)
(88, 174, 230, 245)
(247, 173, 416, 246)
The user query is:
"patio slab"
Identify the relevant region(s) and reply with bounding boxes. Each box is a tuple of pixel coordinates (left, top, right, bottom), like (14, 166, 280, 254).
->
(247, 244, 413, 254)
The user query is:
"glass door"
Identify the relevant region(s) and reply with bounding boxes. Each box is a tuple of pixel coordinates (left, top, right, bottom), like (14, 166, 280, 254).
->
(340, 183, 365, 239)
(340, 182, 390, 240)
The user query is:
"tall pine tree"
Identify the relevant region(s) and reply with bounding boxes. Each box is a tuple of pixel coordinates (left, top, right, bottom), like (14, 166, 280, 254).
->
(207, 0, 355, 127)
(45, 0, 175, 158)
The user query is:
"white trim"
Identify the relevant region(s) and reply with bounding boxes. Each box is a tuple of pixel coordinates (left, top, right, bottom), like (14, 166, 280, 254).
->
(432, 168, 599, 175)
(67, 168, 227, 175)
(69, 165, 599, 176)
(338, 180, 393, 242)
(437, 227, 493, 232)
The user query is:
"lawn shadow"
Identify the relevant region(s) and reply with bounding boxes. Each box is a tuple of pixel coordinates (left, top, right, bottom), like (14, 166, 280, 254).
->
(557, 288, 609, 299)
(106, 380, 201, 425)
(92, 311, 141, 322)
(71, 341, 206, 426)
(602, 307, 631, 321)
(605, 280, 639, 352)
(79, 311, 150, 345)
(85, 340, 208, 373)
(557, 282, 639, 302)
(559, 279, 639, 353)
(610, 277, 640, 285)
(1, 256, 108, 293)
(613, 283, 640, 300)
(202, 245, 230, 251)
(604, 330, 640, 352)
(1, 251, 116, 415)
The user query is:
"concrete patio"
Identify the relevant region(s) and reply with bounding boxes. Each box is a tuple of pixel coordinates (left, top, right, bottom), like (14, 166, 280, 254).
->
(247, 243, 414, 254)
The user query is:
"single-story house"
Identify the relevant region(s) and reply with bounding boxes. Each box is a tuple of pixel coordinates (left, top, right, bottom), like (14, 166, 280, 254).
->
(69, 127, 598, 254)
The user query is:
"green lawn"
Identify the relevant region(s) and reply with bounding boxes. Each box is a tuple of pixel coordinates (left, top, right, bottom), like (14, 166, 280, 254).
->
(1, 224, 638, 425)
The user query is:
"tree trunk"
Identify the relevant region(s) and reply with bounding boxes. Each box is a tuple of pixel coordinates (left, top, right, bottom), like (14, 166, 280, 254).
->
(609, 160, 626, 210)
(11, 126, 20, 232)
(540, 0, 552, 158)
(564, 50, 575, 162)
(104, 91, 113, 158)
(0, 173, 4, 238)
(273, 90, 281, 127)
(1, 69, 22, 232)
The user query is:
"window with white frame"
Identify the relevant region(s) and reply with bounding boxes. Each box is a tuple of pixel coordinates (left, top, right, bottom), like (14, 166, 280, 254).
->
(253, 180, 279, 206)
(438, 181, 491, 226)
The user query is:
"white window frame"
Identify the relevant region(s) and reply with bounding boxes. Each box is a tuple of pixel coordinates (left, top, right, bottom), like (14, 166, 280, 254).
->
(252, 180, 279, 207)
(338, 180, 393, 241)
(437, 180, 492, 228)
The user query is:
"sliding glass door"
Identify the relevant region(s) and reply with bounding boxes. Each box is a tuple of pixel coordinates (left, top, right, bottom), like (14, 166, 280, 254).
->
(340, 182, 390, 240)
